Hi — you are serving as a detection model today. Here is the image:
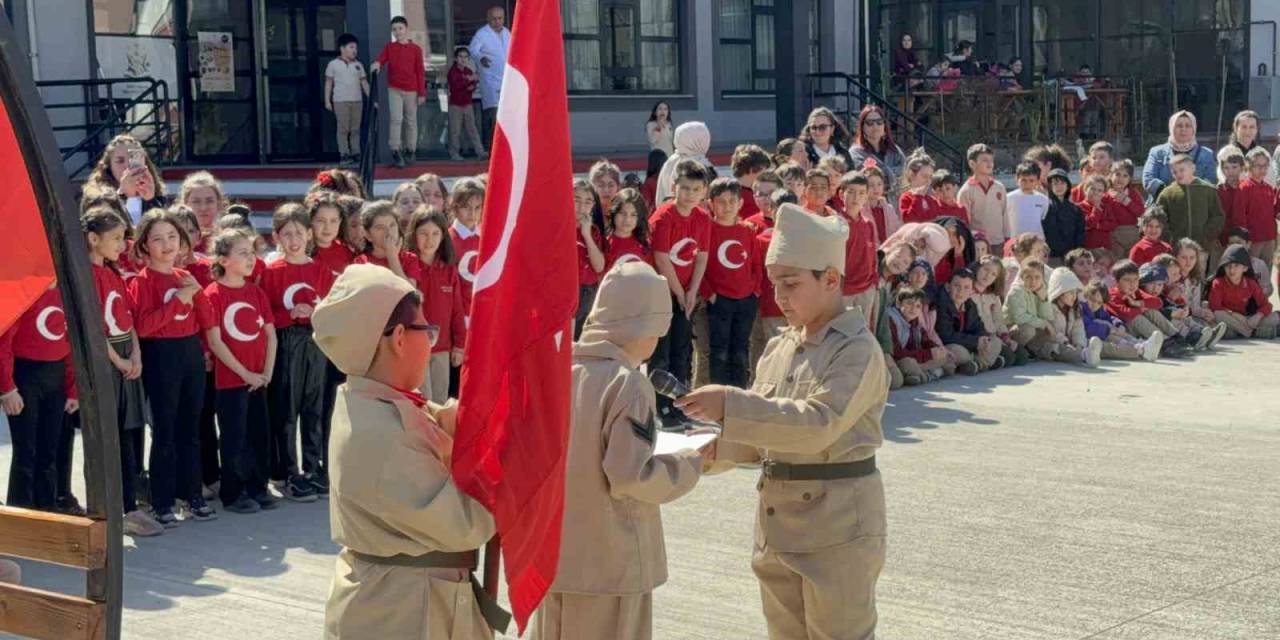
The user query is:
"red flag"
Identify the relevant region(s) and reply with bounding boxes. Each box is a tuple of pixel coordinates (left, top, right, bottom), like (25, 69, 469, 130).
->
(0, 95, 55, 335)
(451, 0, 577, 632)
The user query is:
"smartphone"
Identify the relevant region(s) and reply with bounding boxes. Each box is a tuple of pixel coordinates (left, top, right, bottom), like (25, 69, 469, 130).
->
(127, 147, 145, 171)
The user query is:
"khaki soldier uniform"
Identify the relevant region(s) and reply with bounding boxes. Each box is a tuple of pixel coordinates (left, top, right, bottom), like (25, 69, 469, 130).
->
(313, 265, 507, 640)
(534, 262, 705, 640)
(714, 205, 890, 640)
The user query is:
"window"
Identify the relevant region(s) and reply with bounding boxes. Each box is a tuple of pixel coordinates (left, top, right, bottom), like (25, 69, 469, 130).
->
(717, 0, 820, 96)
(1031, 0, 1095, 75)
(562, 0, 680, 93)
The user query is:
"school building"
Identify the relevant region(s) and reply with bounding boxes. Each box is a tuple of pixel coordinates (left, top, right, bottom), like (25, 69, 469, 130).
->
(0, 0, 1277, 177)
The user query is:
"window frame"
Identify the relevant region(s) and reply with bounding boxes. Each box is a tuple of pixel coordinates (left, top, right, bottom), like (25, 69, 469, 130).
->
(717, 0, 821, 99)
(563, 0, 682, 95)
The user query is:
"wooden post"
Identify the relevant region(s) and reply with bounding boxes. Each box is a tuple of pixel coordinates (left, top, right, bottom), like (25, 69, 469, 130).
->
(0, 13, 124, 639)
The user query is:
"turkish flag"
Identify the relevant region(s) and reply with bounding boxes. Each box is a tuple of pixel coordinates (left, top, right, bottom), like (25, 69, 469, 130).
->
(451, 0, 577, 633)
(0, 94, 55, 335)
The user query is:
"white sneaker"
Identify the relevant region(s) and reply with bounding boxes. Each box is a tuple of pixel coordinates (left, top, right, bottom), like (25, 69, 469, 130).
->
(1085, 336, 1104, 367)
(1142, 331, 1165, 362)
(1208, 322, 1228, 348)
(1193, 328, 1213, 351)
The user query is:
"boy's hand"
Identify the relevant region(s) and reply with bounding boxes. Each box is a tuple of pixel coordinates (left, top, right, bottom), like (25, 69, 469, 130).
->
(451, 347, 464, 367)
(684, 291, 699, 318)
(1248, 313, 1264, 328)
(369, 61, 381, 74)
(675, 385, 729, 423)
(417, 95, 426, 106)
(290, 303, 314, 319)
(930, 346, 949, 362)
(1, 390, 23, 416)
(978, 336, 991, 351)
(480, 56, 492, 68)
(65, 399, 79, 414)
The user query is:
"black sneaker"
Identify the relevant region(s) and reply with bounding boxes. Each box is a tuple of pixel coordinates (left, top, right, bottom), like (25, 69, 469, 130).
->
(56, 495, 87, 517)
(151, 508, 180, 528)
(990, 355, 1006, 370)
(253, 492, 280, 511)
(225, 495, 260, 514)
(308, 472, 330, 496)
(186, 498, 217, 521)
(285, 475, 318, 503)
(957, 361, 980, 375)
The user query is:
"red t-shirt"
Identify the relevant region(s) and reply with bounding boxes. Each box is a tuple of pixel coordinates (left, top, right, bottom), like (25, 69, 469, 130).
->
(313, 241, 357, 279)
(1111, 186, 1145, 226)
(1080, 198, 1118, 249)
(1239, 178, 1280, 243)
(117, 240, 142, 281)
(447, 64, 478, 107)
(933, 200, 970, 225)
(0, 288, 75, 398)
(649, 203, 712, 290)
(1128, 237, 1173, 266)
(738, 184, 760, 220)
(701, 221, 759, 300)
(578, 225, 605, 286)
(605, 234, 652, 272)
(843, 211, 880, 295)
(93, 263, 135, 341)
(200, 281, 275, 389)
(900, 191, 941, 224)
(127, 267, 205, 339)
(743, 212, 774, 234)
(1105, 287, 1162, 322)
(375, 40, 426, 96)
(755, 230, 783, 319)
(1219, 182, 1244, 240)
(1209, 274, 1273, 315)
(259, 258, 335, 329)
(450, 225, 482, 319)
(354, 251, 423, 282)
(416, 258, 467, 353)
(187, 257, 215, 288)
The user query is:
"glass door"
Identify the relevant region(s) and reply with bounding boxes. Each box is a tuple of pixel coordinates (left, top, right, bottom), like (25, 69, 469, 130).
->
(184, 0, 259, 164)
(262, 0, 346, 162)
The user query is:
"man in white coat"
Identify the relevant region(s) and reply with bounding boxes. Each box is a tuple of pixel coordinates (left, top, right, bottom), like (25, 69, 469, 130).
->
(468, 6, 510, 150)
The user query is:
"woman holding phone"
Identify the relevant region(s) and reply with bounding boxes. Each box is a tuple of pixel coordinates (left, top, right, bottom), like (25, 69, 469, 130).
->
(85, 134, 168, 223)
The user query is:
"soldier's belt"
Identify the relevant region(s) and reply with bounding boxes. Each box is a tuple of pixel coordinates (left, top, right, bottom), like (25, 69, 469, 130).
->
(761, 456, 876, 481)
(350, 549, 512, 633)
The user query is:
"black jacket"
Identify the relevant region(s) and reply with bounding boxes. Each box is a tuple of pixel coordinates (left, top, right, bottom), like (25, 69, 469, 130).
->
(936, 296, 985, 351)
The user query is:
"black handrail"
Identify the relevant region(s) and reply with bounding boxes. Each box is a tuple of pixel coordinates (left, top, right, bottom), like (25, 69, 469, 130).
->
(358, 70, 379, 196)
(807, 71, 966, 174)
(35, 76, 173, 180)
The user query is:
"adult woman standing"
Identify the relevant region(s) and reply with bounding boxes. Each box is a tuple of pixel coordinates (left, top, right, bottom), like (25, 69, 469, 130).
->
(84, 134, 167, 222)
(799, 107, 854, 168)
(847, 105, 906, 187)
(1142, 110, 1216, 199)
(646, 101, 675, 156)
(653, 121, 710, 204)
(1220, 110, 1263, 183)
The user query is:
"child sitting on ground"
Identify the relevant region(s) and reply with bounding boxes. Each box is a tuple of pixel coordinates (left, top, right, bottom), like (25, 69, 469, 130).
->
(886, 287, 951, 385)
(1151, 253, 1227, 350)
(1091, 248, 1116, 289)
(905, 258, 946, 349)
(1047, 267, 1104, 367)
(1171, 239, 1217, 327)
(937, 268, 1005, 373)
(1128, 207, 1173, 266)
(972, 230, 991, 260)
(1065, 247, 1095, 285)
(973, 255, 1027, 365)
(875, 242, 918, 389)
(1208, 244, 1280, 339)
(1138, 262, 1211, 351)
(1004, 259, 1082, 363)
(1224, 227, 1272, 298)
(1082, 282, 1161, 361)
(1106, 259, 1186, 356)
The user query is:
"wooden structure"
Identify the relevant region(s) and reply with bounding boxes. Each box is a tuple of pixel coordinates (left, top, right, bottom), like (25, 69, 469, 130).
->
(0, 12, 124, 640)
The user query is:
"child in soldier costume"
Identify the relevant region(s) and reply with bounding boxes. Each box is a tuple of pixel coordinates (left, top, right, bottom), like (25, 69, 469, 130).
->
(312, 264, 508, 639)
(534, 261, 710, 640)
(678, 203, 891, 640)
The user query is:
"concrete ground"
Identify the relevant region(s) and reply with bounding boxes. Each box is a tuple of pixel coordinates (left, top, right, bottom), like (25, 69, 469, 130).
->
(2, 339, 1278, 639)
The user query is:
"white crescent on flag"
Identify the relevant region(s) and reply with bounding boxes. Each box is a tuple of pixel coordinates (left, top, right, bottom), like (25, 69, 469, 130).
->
(473, 66, 530, 294)
(104, 290, 126, 337)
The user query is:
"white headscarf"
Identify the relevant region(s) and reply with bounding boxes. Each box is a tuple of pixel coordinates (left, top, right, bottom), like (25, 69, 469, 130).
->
(1168, 110, 1198, 153)
(654, 121, 711, 204)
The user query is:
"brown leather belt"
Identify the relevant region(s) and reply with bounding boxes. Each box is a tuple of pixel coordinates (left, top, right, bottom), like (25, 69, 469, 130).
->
(350, 549, 511, 633)
(761, 456, 876, 481)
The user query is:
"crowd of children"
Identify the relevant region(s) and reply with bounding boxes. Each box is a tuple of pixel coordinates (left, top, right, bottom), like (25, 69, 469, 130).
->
(4, 102, 1280, 538)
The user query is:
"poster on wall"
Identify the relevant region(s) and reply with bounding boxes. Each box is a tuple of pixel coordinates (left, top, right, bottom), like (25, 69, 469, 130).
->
(94, 35, 178, 100)
(197, 32, 235, 93)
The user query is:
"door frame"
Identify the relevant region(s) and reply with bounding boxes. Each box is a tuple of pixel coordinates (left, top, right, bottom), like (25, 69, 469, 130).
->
(178, 0, 261, 165)
(257, 0, 346, 163)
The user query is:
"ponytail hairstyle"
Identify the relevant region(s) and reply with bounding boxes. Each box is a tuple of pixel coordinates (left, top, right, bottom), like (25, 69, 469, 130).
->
(80, 183, 135, 239)
(132, 208, 192, 264)
(901, 148, 936, 190)
(209, 228, 254, 279)
(81, 205, 129, 274)
(607, 187, 651, 249)
(308, 168, 366, 198)
(407, 207, 455, 266)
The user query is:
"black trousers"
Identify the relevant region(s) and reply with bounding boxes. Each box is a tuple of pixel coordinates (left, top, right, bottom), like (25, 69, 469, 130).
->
(320, 359, 345, 477)
(215, 386, 270, 504)
(199, 368, 219, 487)
(707, 294, 758, 389)
(574, 283, 598, 340)
(6, 359, 65, 509)
(56, 411, 76, 501)
(269, 326, 327, 479)
(109, 339, 141, 512)
(140, 336, 205, 511)
(649, 294, 694, 420)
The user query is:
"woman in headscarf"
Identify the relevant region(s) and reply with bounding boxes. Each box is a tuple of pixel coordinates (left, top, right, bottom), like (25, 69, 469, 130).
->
(653, 121, 711, 204)
(1142, 110, 1217, 199)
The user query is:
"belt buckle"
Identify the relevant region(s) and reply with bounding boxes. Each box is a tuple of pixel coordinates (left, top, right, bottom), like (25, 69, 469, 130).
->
(761, 460, 778, 479)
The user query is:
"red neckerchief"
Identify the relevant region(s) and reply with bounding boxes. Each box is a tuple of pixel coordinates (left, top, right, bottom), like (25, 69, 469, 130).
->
(393, 386, 429, 409)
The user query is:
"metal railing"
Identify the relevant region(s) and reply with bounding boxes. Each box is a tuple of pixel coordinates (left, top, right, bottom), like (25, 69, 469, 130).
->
(807, 71, 967, 173)
(35, 76, 174, 179)
(358, 70, 380, 194)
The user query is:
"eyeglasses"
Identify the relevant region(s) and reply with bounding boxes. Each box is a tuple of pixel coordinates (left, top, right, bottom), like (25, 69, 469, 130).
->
(384, 322, 439, 345)
(811, 123, 834, 132)
(864, 118, 885, 126)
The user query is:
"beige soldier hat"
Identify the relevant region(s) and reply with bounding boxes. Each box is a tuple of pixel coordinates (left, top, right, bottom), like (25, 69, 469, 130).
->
(580, 261, 673, 344)
(766, 203, 849, 275)
(312, 264, 417, 376)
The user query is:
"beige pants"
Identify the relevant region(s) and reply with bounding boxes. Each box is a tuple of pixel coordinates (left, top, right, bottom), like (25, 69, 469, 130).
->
(387, 88, 419, 153)
(1214, 310, 1280, 339)
(896, 356, 951, 382)
(1127, 310, 1178, 340)
(946, 339, 1002, 371)
(885, 357, 904, 390)
(448, 104, 485, 157)
(843, 288, 879, 333)
(1111, 225, 1141, 261)
(751, 471, 885, 640)
(420, 351, 451, 403)
(333, 101, 363, 156)
(532, 592, 652, 640)
(692, 304, 710, 387)
(1010, 324, 1081, 362)
(750, 316, 788, 383)
(1102, 333, 1141, 360)
(1250, 239, 1276, 269)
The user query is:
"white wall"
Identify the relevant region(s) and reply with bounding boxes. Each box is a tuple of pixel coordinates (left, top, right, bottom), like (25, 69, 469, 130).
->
(1250, 0, 1280, 136)
(29, 0, 94, 168)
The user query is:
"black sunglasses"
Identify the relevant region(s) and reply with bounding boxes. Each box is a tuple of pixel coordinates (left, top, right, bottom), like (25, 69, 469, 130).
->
(383, 322, 438, 337)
